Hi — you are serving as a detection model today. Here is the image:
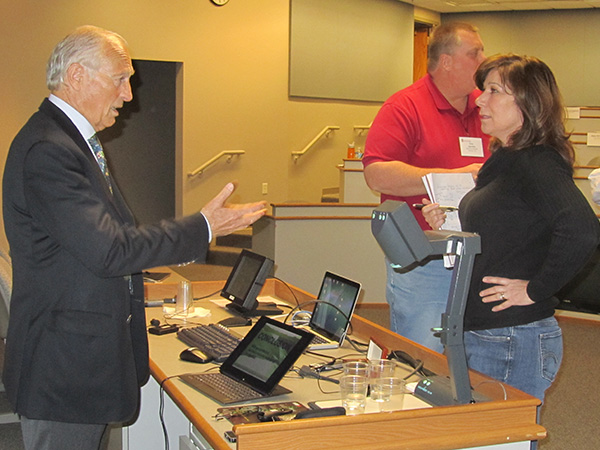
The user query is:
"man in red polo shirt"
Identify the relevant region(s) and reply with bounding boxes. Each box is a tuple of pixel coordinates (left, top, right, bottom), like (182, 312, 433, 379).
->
(363, 22, 490, 352)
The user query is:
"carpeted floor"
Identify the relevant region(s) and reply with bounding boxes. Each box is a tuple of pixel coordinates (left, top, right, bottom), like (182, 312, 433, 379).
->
(539, 316, 600, 449)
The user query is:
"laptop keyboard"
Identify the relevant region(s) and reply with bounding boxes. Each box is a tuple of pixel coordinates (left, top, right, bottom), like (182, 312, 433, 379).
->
(177, 323, 242, 363)
(311, 334, 328, 344)
(185, 373, 262, 403)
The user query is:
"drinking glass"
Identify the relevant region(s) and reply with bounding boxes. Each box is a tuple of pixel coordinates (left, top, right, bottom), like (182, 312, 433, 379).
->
(340, 374, 368, 415)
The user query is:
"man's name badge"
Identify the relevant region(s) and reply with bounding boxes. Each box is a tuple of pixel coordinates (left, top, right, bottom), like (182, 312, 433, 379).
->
(459, 137, 484, 157)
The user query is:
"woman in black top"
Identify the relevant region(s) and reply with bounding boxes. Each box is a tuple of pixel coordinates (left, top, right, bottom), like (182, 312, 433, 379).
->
(422, 54, 599, 401)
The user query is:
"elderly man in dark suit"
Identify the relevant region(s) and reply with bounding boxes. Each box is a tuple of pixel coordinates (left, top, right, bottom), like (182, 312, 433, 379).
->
(2, 25, 266, 450)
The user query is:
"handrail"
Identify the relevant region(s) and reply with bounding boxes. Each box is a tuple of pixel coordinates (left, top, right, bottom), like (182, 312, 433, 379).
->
(292, 126, 339, 162)
(354, 121, 373, 136)
(187, 150, 245, 178)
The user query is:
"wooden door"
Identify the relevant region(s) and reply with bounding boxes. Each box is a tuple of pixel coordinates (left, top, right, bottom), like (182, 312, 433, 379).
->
(413, 26, 430, 82)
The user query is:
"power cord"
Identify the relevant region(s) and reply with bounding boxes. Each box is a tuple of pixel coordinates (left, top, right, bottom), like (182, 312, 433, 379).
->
(282, 299, 354, 337)
(388, 350, 436, 378)
(160, 288, 223, 325)
(272, 277, 300, 307)
(345, 336, 368, 354)
(159, 369, 221, 450)
(298, 365, 340, 385)
(159, 375, 180, 450)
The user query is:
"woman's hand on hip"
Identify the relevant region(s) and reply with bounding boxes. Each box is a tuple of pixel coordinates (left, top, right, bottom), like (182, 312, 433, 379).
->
(479, 276, 534, 312)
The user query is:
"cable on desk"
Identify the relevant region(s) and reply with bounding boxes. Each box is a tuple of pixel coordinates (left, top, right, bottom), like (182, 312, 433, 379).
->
(388, 350, 436, 378)
(194, 288, 223, 300)
(304, 350, 337, 365)
(316, 376, 341, 395)
(346, 337, 369, 347)
(285, 365, 307, 380)
(272, 277, 300, 307)
(398, 360, 425, 381)
(345, 336, 368, 354)
(294, 366, 340, 395)
(290, 310, 312, 327)
(162, 303, 199, 323)
(283, 299, 354, 338)
(159, 288, 223, 326)
(304, 351, 366, 366)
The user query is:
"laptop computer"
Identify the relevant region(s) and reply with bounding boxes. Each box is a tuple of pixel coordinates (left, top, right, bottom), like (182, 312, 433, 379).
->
(301, 272, 361, 350)
(179, 316, 314, 404)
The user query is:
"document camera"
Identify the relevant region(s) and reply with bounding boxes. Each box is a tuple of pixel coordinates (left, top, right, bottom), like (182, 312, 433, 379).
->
(372, 200, 487, 406)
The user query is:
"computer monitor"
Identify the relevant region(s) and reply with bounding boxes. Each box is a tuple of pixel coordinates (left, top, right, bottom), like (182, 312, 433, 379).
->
(221, 250, 282, 318)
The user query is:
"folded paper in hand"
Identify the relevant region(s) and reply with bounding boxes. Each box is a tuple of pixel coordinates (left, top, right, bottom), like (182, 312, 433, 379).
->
(422, 173, 475, 231)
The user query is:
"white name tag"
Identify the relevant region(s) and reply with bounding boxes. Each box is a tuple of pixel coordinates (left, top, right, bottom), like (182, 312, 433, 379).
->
(459, 137, 484, 157)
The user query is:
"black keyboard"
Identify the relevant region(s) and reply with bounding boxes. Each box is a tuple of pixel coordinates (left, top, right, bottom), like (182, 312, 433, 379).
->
(183, 373, 262, 403)
(177, 323, 242, 363)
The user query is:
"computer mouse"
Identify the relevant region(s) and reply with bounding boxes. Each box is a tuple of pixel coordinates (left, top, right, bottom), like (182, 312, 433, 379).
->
(179, 347, 213, 364)
(218, 316, 252, 328)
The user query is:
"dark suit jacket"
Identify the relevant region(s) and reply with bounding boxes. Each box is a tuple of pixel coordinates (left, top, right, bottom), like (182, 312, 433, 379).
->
(2, 99, 209, 424)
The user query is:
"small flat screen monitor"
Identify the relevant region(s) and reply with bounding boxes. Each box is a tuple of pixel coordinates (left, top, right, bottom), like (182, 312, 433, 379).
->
(220, 250, 282, 318)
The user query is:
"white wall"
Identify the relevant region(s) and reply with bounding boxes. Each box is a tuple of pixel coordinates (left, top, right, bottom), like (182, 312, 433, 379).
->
(0, 0, 387, 250)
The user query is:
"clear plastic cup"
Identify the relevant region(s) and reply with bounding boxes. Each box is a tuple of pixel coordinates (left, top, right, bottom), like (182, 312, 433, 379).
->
(342, 360, 369, 377)
(370, 376, 406, 411)
(176, 280, 194, 315)
(340, 374, 368, 415)
(368, 359, 396, 380)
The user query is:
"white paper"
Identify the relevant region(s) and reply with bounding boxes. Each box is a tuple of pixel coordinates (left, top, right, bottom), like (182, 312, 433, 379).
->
(163, 305, 211, 318)
(422, 173, 475, 231)
(565, 107, 581, 119)
(587, 132, 600, 147)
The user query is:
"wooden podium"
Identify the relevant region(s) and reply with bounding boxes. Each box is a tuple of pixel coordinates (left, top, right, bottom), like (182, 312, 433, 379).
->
(142, 278, 544, 450)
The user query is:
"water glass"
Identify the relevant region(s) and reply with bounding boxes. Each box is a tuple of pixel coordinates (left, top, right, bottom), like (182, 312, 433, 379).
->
(342, 360, 369, 377)
(368, 359, 396, 380)
(340, 374, 368, 415)
(176, 280, 194, 314)
(370, 376, 406, 411)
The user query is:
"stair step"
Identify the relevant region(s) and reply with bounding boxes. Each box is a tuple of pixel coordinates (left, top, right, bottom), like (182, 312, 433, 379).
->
(321, 194, 339, 203)
(321, 186, 340, 203)
(215, 228, 252, 249)
(207, 245, 243, 267)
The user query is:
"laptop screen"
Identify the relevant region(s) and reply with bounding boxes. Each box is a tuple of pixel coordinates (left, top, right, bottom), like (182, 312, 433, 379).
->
(309, 271, 361, 343)
(220, 316, 314, 394)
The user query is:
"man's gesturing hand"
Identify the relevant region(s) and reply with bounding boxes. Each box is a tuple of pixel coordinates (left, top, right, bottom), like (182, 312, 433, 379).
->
(201, 182, 267, 238)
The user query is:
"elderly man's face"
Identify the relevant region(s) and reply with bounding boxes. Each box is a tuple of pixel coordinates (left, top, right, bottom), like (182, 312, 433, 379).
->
(77, 45, 134, 132)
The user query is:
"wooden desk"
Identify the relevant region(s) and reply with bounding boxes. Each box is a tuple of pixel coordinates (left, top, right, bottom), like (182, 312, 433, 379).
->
(136, 279, 544, 450)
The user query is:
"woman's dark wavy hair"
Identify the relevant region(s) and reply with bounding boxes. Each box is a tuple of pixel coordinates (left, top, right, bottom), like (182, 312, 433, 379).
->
(475, 54, 574, 168)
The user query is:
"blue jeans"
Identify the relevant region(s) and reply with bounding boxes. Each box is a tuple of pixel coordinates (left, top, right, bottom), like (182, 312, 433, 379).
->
(464, 317, 563, 402)
(386, 257, 452, 353)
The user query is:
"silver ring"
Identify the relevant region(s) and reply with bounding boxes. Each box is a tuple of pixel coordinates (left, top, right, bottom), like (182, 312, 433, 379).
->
(499, 292, 506, 300)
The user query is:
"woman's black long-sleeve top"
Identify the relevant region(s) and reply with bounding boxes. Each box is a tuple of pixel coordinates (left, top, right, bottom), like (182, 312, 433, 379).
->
(460, 145, 600, 331)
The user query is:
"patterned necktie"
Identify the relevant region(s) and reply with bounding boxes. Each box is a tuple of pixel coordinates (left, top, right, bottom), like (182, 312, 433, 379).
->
(88, 134, 113, 193)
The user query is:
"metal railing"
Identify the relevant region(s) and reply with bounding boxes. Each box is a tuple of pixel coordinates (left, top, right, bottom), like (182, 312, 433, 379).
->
(187, 150, 245, 178)
(291, 126, 339, 162)
(353, 122, 372, 136)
